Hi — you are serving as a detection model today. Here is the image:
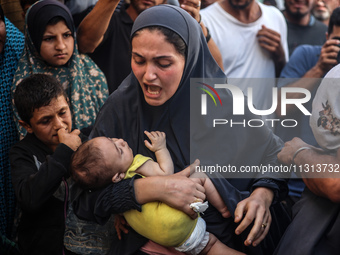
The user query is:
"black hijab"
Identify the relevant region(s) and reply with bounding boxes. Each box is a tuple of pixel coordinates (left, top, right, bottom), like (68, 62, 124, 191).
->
(91, 5, 225, 171)
(90, 5, 288, 253)
(27, 0, 75, 53)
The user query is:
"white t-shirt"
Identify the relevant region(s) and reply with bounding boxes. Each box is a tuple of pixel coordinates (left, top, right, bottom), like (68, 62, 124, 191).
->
(201, 1, 288, 78)
(201, 2, 289, 113)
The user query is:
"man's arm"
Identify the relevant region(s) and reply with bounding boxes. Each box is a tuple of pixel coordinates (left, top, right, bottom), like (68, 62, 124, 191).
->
(77, 0, 120, 53)
(276, 39, 340, 118)
(180, 0, 224, 70)
(257, 25, 286, 77)
(200, 21, 224, 70)
(278, 137, 340, 203)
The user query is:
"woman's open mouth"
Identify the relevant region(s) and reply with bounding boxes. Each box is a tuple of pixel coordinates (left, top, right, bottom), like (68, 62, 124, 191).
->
(145, 84, 161, 95)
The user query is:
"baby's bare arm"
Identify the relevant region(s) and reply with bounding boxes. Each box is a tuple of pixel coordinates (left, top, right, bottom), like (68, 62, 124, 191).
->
(143, 131, 174, 175)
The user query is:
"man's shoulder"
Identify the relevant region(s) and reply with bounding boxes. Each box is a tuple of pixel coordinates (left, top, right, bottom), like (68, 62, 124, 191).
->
(258, 2, 285, 21)
(9, 133, 48, 164)
(287, 44, 321, 66)
(258, 2, 281, 12)
(312, 18, 328, 29)
(325, 63, 340, 78)
(111, 4, 133, 24)
(201, 2, 237, 27)
(201, 2, 221, 15)
(279, 44, 321, 79)
(11, 133, 36, 150)
(307, 18, 328, 36)
(292, 44, 322, 56)
(11, 133, 51, 155)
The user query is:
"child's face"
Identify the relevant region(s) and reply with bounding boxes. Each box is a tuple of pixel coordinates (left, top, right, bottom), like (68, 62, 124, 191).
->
(95, 137, 134, 175)
(23, 95, 72, 151)
(40, 20, 74, 66)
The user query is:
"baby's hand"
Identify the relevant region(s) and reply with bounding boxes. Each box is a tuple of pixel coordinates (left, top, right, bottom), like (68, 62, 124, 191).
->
(144, 131, 166, 152)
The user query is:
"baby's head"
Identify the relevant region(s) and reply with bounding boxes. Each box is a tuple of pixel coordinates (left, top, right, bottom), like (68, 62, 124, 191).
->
(71, 137, 134, 190)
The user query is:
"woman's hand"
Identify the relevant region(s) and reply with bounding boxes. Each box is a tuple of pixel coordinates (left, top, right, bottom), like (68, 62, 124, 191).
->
(161, 161, 206, 219)
(234, 187, 274, 247)
(114, 214, 129, 240)
(134, 160, 206, 219)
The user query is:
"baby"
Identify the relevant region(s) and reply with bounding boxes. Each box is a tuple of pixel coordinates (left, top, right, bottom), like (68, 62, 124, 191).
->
(71, 131, 243, 255)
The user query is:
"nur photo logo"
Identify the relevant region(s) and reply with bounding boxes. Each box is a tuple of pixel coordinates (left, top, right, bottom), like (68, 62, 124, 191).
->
(196, 79, 313, 128)
(198, 82, 222, 115)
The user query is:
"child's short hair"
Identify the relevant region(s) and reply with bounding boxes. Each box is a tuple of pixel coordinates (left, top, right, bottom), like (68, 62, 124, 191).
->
(71, 139, 113, 190)
(19, 0, 38, 11)
(14, 73, 68, 125)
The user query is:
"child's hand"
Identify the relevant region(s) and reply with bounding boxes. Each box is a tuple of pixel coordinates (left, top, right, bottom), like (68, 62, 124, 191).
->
(144, 131, 166, 152)
(58, 128, 81, 151)
(114, 214, 129, 240)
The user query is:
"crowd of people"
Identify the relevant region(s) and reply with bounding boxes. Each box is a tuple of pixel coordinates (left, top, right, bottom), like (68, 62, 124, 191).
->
(0, 0, 339, 254)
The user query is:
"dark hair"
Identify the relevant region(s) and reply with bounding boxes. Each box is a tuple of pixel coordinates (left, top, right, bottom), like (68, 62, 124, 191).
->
(47, 16, 68, 27)
(71, 139, 114, 190)
(19, 0, 38, 11)
(0, 4, 4, 22)
(14, 74, 68, 125)
(328, 7, 340, 35)
(132, 26, 187, 58)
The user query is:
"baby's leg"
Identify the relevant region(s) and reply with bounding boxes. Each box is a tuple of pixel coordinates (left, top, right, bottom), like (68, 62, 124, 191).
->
(190, 172, 230, 218)
(199, 233, 245, 255)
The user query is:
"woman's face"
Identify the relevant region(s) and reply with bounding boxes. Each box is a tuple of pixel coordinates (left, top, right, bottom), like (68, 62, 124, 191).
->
(131, 29, 185, 106)
(0, 18, 6, 54)
(40, 20, 74, 66)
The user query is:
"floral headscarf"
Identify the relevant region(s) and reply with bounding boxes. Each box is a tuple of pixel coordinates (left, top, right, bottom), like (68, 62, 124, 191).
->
(12, 0, 108, 136)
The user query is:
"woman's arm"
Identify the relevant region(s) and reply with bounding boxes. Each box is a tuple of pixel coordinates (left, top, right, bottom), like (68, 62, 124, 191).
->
(135, 162, 205, 219)
(179, 0, 224, 70)
(234, 187, 274, 247)
(73, 161, 205, 223)
(234, 132, 287, 247)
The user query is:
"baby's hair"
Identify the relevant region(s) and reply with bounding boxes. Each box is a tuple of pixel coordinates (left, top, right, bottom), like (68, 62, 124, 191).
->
(71, 138, 114, 190)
